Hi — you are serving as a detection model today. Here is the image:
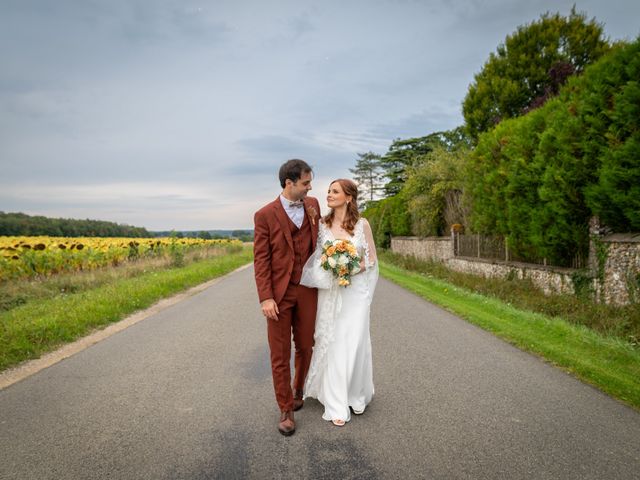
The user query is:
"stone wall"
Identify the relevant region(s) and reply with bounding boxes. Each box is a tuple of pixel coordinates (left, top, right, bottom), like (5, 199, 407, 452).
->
(447, 257, 575, 295)
(390, 217, 640, 305)
(600, 234, 640, 305)
(390, 233, 640, 304)
(391, 235, 575, 295)
(390, 236, 453, 262)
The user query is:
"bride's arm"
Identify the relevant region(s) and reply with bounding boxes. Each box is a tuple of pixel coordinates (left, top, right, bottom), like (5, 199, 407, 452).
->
(363, 218, 377, 265)
(358, 218, 379, 301)
(355, 218, 377, 273)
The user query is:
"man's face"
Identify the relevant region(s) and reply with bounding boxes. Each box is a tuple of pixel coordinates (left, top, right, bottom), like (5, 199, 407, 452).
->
(288, 171, 313, 201)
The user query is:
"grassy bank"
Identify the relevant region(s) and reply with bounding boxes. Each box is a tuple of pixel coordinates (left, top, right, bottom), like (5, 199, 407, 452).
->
(380, 259, 640, 410)
(0, 245, 253, 372)
(380, 251, 640, 345)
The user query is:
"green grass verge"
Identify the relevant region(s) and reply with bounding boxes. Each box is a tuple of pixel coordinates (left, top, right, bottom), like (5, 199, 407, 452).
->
(380, 261, 640, 411)
(0, 246, 253, 372)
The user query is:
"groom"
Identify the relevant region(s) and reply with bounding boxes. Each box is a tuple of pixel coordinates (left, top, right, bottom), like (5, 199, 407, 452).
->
(253, 159, 321, 436)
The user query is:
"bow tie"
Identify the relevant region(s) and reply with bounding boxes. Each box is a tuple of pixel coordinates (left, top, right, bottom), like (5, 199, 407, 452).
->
(289, 201, 304, 209)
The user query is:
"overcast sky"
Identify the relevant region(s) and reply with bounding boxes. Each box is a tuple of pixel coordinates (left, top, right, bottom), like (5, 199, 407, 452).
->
(1, 0, 638, 231)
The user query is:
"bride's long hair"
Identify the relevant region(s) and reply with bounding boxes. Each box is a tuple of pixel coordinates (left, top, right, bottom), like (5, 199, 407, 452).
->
(323, 179, 360, 235)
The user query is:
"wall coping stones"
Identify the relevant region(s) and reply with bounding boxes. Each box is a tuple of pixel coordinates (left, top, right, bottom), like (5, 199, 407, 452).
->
(453, 255, 577, 275)
(393, 236, 451, 242)
(602, 233, 640, 243)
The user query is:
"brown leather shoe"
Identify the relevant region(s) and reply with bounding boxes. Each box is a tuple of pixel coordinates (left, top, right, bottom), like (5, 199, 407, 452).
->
(278, 410, 295, 436)
(293, 389, 304, 412)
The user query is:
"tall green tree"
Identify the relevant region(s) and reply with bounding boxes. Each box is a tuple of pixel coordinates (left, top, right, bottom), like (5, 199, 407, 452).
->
(379, 128, 468, 196)
(379, 136, 433, 196)
(404, 145, 470, 236)
(349, 152, 385, 207)
(462, 7, 609, 141)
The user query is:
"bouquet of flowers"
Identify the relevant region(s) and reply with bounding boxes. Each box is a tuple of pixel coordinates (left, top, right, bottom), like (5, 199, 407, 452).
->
(320, 239, 361, 287)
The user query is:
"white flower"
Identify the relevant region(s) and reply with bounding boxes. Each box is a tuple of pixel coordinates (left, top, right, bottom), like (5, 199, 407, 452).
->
(337, 255, 349, 265)
(328, 257, 337, 268)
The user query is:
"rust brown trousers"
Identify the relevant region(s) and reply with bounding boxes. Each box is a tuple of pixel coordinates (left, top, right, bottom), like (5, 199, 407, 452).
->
(253, 196, 320, 412)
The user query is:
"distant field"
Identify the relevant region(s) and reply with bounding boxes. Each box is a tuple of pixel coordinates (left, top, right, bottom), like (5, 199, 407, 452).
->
(0, 235, 241, 282)
(0, 242, 252, 372)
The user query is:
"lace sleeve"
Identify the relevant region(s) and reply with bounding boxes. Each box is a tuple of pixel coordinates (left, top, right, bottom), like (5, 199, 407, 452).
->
(300, 222, 332, 289)
(360, 218, 378, 304)
(362, 218, 377, 267)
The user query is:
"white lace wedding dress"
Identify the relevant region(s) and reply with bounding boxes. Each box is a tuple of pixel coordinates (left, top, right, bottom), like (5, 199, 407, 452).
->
(300, 217, 378, 423)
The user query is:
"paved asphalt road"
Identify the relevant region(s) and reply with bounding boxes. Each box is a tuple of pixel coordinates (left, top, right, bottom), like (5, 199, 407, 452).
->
(1, 266, 639, 479)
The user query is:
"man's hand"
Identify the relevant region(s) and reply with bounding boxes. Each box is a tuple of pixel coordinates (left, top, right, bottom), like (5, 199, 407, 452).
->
(261, 298, 280, 321)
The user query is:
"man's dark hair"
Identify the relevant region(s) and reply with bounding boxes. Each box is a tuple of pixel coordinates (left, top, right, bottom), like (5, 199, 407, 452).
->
(279, 159, 312, 188)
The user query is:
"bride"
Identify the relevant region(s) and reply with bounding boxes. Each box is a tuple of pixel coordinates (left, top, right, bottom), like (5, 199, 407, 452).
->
(300, 178, 378, 426)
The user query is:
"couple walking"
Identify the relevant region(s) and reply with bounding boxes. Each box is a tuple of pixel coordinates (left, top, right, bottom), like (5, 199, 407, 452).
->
(253, 159, 379, 435)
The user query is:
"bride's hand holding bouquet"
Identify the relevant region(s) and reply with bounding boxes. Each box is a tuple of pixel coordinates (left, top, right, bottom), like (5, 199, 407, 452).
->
(320, 239, 361, 287)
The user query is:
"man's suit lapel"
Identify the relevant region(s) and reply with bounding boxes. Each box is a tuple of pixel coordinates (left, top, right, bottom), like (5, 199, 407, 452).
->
(273, 198, 294, 252)
(303, 198, 319, 250)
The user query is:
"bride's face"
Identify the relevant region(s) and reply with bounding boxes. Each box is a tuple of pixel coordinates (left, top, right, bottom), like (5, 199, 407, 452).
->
(326, 182, 351, 209)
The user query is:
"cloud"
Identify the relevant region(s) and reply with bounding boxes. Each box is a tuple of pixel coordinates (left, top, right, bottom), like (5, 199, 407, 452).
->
(0, 180, 243, 230)
(115, 2, 230, 45)
(2, 0, 639, 230)
(368, 107, 464, 145)
(237, 134, 353, 170)
(0, 181, 212, 207)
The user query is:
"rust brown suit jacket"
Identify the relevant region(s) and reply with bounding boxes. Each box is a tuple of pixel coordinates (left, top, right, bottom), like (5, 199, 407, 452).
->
(253, 196, 321, 304)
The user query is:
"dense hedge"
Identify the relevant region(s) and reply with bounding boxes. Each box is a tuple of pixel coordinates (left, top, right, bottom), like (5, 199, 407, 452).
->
(583, 42, 640, 231)
(466, 38, 640, 264)
(362, 192, 412, 249)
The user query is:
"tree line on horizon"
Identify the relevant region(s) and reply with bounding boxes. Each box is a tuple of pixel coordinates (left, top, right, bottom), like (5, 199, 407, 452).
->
(350, 7, 639, 267)
(0, 212, 255, 242)
(155, 229, 254, 242)
(0, 212, 151, 238)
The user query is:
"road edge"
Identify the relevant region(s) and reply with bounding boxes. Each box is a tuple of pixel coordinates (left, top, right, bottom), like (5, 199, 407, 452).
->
(0, 263, 253, 391)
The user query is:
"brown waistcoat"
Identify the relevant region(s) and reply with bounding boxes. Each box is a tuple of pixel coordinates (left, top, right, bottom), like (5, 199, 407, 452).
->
(288, 214, 313, 285)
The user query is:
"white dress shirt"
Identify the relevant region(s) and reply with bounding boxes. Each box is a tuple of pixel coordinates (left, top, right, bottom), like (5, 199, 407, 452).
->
(280, 194, 304, 229)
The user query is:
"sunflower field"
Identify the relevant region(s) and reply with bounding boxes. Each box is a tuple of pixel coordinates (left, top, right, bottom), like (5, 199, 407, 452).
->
(0, 236, 242, 282)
